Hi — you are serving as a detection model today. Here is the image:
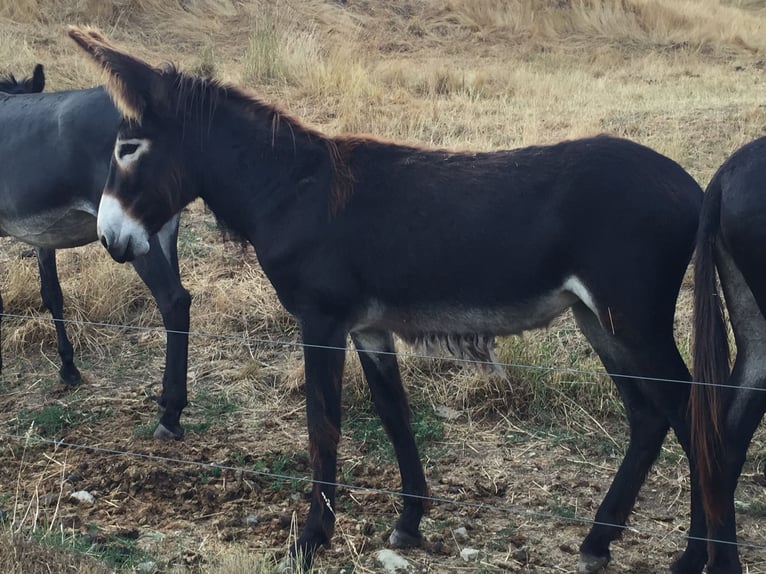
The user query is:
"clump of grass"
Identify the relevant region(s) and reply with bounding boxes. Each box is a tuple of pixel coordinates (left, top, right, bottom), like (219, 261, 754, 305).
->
(243, 8, 283, 84)
(344, 399, 445, 461)
(0, 528, 114, 574)
(15, 404, 112, 438)
(182, 389, 240, 435)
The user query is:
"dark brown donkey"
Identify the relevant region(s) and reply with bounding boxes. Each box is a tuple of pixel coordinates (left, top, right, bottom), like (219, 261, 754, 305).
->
(69, 27, 707, 573)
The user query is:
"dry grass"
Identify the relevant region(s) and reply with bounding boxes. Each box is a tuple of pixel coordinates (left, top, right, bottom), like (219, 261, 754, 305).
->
(1, 0, 766, 572)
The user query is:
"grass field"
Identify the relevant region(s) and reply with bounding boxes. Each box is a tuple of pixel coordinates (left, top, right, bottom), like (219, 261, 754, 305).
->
(0, 1, 765, 572)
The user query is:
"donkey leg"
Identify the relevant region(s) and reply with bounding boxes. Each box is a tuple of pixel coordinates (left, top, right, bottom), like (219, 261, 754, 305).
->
(351, 329, 427, 548)
(700, 243, 766, 573)
(293, 315, 348, 568)
(130, 216, 190, 440)
(649, 383, 708, 574)
(36, 248, 80, 385)
(704, 360, 766, 574)
(579, 383, 670, 573)
(572, 304, 707, 574)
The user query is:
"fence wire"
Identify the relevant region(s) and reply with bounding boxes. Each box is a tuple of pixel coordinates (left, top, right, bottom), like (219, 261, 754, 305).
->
(0, 310, 762, 393)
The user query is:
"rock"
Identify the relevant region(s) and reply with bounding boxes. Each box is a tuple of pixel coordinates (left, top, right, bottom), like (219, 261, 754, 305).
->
(242, 514, 259, 526)
(69, 491, 95, 504)
(136, 561, 157, 574)
(434, 405, 462, 420)
(376, 549, 412, 572)
(452, 526, 469, 542)
(460, 547, 480, 562)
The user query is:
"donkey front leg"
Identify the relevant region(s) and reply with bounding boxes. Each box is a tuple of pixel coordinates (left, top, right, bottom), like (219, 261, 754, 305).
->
(351, 329, 427, 548)
(130, 216, 190, 440)
(36, 248, 81, 385)
(294, 316, 348, 568)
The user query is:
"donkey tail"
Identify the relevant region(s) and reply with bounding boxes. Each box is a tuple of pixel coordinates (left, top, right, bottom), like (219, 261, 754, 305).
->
(691, 173, 731, 526)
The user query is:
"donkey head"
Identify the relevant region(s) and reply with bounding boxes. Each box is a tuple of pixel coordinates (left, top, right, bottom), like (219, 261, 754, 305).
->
(68, 27, 193, 262)
(0, 63, 45, 94)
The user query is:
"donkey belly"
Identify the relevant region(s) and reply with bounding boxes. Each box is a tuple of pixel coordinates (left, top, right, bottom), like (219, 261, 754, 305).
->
(0, 203, 98, 249)
(353, 279, 584, 360)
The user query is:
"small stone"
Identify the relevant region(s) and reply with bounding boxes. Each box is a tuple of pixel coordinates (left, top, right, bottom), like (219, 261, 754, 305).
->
(242, 514, 259, 526)
(136, 561, 157, 574)
(434, 405, 462, 420)
(376, 549, 412, 572)
(460, 547, 480, 562)
(69, 491, 95, 504)
(452, 526, 469, 542)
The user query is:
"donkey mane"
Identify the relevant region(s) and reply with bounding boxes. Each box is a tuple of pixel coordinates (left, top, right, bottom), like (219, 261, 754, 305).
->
(165, 66, 355, 212)
(0, 72, 20, 90)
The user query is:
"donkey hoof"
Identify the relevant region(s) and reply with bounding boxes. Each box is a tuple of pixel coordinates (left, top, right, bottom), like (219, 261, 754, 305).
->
(578, 553, 609, 573)
(388, 527, 423, 548)
(59, 367, 81, 386)
(153, 423, 183, 441)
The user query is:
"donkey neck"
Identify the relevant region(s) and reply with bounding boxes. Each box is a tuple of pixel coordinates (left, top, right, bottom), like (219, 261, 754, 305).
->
(196, 102, 338, 253)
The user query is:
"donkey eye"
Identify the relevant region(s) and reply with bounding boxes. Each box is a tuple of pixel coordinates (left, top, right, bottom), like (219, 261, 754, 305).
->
(114, 138, 151, 168)
(118, 143, 140, 158)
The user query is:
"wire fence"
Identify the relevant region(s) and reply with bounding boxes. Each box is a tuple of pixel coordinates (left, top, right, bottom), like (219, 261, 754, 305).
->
(0, 310, 762, 393)
(0, 309, 765, 557)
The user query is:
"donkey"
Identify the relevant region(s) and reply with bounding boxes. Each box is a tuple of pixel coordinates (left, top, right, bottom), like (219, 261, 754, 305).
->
(692, 136, 766, 574)
(0, 63, 190, 439)
(70, 27, 708, 572)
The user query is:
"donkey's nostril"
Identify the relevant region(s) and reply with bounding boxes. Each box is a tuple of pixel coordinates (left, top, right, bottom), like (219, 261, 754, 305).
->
(100, 235, 108, 249)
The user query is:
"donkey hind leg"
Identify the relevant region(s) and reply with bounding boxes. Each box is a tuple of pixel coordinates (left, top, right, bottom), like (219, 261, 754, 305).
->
(35, 248, 81, 385)
(705, 359, 766, 574)
(293, 315, 348, 568)
(130, 215, 190, 440)
(351, 329, 428, 548)
(704, 247, 766, 574)
(571, 303, 707, 574)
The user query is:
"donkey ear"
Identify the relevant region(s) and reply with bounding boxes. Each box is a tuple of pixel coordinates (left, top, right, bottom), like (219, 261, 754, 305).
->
(30, 64, 45, 93)
(67, 26, 169, 122)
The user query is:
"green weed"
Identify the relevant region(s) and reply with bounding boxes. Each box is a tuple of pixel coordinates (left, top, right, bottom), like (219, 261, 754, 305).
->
(15, 405, 112, 438)
(252, 451, 309, 493)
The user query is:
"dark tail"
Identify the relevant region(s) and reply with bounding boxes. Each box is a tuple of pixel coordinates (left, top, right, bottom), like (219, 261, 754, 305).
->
(691, 173, 731, 528)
